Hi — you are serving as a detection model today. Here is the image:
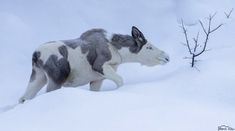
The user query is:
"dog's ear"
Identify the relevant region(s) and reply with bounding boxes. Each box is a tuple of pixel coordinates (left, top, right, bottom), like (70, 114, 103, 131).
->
(131, 26, 147, 51)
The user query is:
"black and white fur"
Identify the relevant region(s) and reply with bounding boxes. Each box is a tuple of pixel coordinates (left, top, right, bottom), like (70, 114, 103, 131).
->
(19, 26, 170, 103)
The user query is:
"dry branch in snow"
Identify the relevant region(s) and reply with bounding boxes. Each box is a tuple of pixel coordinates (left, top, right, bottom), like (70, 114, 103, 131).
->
(181, 13, 223, 67)
(224, 8, 234, 19)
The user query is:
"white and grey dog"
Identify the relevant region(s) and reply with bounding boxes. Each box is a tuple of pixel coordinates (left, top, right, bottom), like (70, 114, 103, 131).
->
(19, 26, 170, 103)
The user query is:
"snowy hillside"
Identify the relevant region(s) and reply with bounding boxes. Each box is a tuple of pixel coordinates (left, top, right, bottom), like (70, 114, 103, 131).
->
(0, 0, 235, 131)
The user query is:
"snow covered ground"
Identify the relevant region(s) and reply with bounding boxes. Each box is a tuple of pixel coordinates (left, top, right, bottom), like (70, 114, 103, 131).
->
(0, 0, 235, 131)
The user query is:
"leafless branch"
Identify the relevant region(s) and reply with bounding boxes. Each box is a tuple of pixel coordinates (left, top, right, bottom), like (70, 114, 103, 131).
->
(195, 20, 210, 57)
(210, 24, 223, 33)
(195, 13, 222, 57)
(199, 20, 207, 34)
(181, 19, 193, 55)
(225, 8, 234, 19)
(181, 13, 223, 68)
(210, 12, 217, 19)
(193, 32, 200, 53)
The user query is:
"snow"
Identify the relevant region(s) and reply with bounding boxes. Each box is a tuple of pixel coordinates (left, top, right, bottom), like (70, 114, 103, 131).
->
(0, 0, 235, 131)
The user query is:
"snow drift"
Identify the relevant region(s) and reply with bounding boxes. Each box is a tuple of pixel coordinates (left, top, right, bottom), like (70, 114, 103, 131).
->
(0, 0, 235, 131)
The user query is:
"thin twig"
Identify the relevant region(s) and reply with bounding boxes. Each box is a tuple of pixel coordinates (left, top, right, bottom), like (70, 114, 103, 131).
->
(210, 24, 223, 33)
(193, 32, 200, 53)
(199, 20, 207, 34)
(225, 8, 234, 18)
(181, 20, 193, 55)
(208, 12, 217, 21)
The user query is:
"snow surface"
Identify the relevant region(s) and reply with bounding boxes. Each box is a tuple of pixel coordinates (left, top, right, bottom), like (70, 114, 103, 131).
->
(0, 0, 235, 131)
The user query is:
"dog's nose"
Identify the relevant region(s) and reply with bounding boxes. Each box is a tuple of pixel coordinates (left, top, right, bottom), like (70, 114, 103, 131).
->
(165, 57, 169, 62)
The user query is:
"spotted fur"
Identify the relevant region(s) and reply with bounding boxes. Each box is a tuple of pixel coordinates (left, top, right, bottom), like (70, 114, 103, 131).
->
(58, 45, 68, 59)
(43, 55, 70, 85)
(19, 26, 170, 103)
